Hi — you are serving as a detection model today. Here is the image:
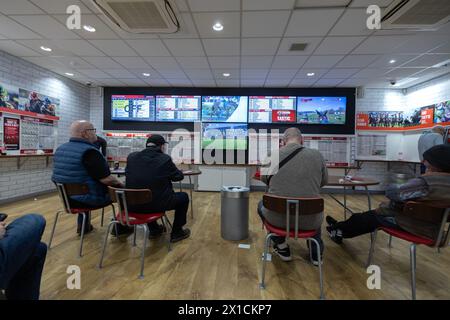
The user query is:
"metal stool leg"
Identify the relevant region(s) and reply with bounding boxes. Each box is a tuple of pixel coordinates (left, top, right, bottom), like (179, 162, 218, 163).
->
(309, 237, 325, 300)
(48, 210, 62, 249)
(259, 233, 273, 289)
(164, 215, 172, 252)
(79, 212, 87, 258)
(366, 231, 378, 268)
(101, 208, 105, 227)
(189, 175, 194, 219)
(133, 225, 137, 246)
(139, 224, 149, 279)
(98, 221, 117, 268)
(410, 243, 417, 300)
(388, 235, 393, 248)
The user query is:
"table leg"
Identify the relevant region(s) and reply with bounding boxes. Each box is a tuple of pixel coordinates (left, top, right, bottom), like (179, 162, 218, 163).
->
(365, 186, 372, 210)
(343, 186, 347, 220)
(189, 175, 194, 219)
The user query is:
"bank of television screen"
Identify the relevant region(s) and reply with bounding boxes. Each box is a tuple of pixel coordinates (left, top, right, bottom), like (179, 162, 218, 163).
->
(297, 97, 346, 124)
(155, 95, 201, 122)
(201, 96, 248, 123)
(202, 123, 248, 150)
(249, 96, 296, 123)
(111, 95, 155, 121)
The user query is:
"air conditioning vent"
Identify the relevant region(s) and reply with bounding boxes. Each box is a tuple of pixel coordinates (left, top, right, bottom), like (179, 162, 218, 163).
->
(92, 0, 180, 33)
(382, 0, 450, 30)
(289, 43, 308, 51)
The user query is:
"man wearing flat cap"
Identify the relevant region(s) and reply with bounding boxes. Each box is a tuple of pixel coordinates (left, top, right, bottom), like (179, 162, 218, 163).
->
(326, 144, 450, 243)
(125, 134, 190, 242)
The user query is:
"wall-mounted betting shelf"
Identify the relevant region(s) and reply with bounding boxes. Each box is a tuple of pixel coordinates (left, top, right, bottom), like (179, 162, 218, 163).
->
(0, 154, 54, 169)
(355, 159, 421, 174)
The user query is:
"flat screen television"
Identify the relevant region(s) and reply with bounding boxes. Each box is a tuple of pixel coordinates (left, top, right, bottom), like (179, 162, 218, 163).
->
(202, 123, 248, 150)
(201, 96, 248, 123)
(249, 96, 296, 123)
(155, 95, 201, 122)
(297, 96, 346, 124)
(111, 95, 155, 121)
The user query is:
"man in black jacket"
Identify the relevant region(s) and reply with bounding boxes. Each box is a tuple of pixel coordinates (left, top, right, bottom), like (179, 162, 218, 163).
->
(125, 134, 190, 242)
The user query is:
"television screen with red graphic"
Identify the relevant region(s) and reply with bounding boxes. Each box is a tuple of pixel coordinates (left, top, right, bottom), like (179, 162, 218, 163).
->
(297, 97, 346, 125)
(249, 96, 296, 123)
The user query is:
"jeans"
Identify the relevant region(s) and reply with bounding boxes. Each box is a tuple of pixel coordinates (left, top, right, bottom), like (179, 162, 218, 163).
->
(332, 210, 400, 238)
(257, 201, 324, 257)
(0, 214, 47, 300)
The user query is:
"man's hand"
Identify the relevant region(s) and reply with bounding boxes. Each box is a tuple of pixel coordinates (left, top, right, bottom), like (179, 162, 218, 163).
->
(0, 222, 6, 240)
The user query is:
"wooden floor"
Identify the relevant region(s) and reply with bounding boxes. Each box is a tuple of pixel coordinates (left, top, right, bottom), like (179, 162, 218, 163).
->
(1, 191, 449, 300)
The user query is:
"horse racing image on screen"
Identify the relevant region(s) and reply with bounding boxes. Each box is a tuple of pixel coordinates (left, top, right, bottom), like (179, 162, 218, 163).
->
(201, 96, 248, 123)
(297, 97, 346, 124)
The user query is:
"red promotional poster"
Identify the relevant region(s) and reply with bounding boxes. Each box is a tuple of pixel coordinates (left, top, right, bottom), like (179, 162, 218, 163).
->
(3, 117, 20, 150)
(356, 113, 369, 128)
(272, 110, 295, 123)
(420, 106, 434, 125)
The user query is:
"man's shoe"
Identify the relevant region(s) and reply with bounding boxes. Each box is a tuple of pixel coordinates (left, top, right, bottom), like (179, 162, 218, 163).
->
(148, 224, 166, 239)
(326, 215, 338, 226)
(310, 252, 323, 266)
(77, 224, 94, 235)
(326, 226, 343, 244)
(272, 242, 292, 262)
(110, 224, 134, 237)
(170, 228, 191, 243)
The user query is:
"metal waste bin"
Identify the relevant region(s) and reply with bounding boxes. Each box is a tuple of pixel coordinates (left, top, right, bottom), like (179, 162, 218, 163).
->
(221, 186, 250, 241)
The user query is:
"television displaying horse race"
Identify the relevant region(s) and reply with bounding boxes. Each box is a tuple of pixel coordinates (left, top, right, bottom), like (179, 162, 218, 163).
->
(296, 97, 346, 125)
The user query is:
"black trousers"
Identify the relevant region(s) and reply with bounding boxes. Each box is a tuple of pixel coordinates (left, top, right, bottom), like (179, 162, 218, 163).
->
(257, 201, 324, 256)
(333, 210, 401, 238)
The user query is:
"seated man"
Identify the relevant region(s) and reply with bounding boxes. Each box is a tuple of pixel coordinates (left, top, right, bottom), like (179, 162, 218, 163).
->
(258, 128, 328, 265)
(327, 144, 450, 243)
(52, 120, 128, 235)
(0, 214, 47, 300)
(125, 134, 190, 242)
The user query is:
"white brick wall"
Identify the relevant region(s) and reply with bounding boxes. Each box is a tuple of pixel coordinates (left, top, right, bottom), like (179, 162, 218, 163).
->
(0, 50, 90, 203)
(90, 87, 104, 132)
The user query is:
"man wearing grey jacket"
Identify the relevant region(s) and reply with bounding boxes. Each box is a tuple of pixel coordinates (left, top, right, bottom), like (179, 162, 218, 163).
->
(258, 127, 328, 265)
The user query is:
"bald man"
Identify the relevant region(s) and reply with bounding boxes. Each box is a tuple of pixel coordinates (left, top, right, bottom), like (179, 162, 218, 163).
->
(52, 120, 126, 235)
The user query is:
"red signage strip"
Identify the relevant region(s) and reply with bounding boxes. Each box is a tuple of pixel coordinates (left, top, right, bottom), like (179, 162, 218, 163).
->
(0, 107, 59, 121)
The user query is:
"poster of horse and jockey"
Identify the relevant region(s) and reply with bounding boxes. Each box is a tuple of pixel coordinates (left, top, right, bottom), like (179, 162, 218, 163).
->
(18, 88, 59, 116)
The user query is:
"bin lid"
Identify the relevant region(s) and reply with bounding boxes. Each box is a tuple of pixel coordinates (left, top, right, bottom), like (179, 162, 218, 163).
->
(221, 186, 250, 198)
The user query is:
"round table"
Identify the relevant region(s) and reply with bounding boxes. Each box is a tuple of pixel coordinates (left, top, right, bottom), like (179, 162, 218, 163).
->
(180, 169, 202, 219)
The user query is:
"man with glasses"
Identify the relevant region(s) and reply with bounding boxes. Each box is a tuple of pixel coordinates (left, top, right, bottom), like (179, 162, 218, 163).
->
(52, 120, 127, 235)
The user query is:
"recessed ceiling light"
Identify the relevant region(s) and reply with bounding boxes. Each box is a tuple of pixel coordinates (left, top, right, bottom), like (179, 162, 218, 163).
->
(40, 46, 52, 52)
(213, 22, 224, 31)
(307, 72, 315, 77)
(65, 72, 74, 76)
(389, 59, 396, 64)
(222, 73, 230, 77)
(142, 73, 151, 77)
(83, 25, 96, 32)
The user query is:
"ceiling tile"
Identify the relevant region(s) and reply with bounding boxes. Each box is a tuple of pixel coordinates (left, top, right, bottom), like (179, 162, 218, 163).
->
(82, 57, 120, 69)
(103, 69, 136, 78)
(351, 68, 390, 78)
(191, 79, 216, 87)
(0, 40, 41, 57)
(212, 69, 240, 79)
(127, 68, 160, 78)
(240, 56, 274, 68)
(285, 9, 344, 37)
(144, 57, 180, 69)
(55, 40, 105, 56)
(193, 12, 240, 38)
(335, 54, 379, 67)
(208, 56, 240, 69)
(314, 36, 366, 55)
(183, 69, 214, 79)
(295, 0, 351, 7)
(160, 13, 199, 39)
(401, 54, 450, 68)
(264, 79, 289, 87)
(241, 38, 280, 55)
(0, 0, 44, 14)
(95, 79, 127, 86)
(241, 79, 265, 87)
(313, 78, 346, 87)
(242, 11, 291, 37)
(295, 68, 329, 79)
(243, 0, 295, 10)
(267, 68, 298, 79)
(163, 39, 205, 56)
(277, 37, 322, 55)
(11, 15, 80, 39)
(117, 78, 148, 86)
(202, 39, 240, 56)
(353, 36, 411, 54)
(167, 79, 193, 87)
(16, 39, 69, 56)
(30, 0, 92, 14)
(156, 69, 188, 79)
(368, 54, 417, 68)
(172, 0, 189, 12)
(52, 14, 119, 40)
(338, 78, 369, 87)
(52, 56, 94, 69)
(349, 0, 395, 7)
(144, 78, 172, 86)
(90, 40, 137, 56)
(240, 69, 269, 79)
(177, 56, 210, 69)
(77, 68, 111, 79)
(113, 57, 151, 69)
(329, 9, 372, 36)
(217, 80, 240, 87)
(391, 35, 450, 54)
(323, 68, 360, 78)
(126, 39, 170, 56)
(385, 68, 426, 78)
(188, 0, 240, 12)
(21, 56, 63, 70)
(0, 14, 43, 39)
(272, 55, 308, 68)
(288, 78, 315, 87)
(431, 41, 450, 54)
(302, 55, 344, 68)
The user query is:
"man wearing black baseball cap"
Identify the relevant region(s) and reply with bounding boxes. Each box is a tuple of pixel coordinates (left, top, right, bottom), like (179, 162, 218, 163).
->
(325, 144, 450, 243)
(125, 134, 190, 242)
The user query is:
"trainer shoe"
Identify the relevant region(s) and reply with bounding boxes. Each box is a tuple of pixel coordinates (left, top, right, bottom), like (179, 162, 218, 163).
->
(272, 241, 292, 262)
(148, 223, 166, 239)
(170, 228, 191, 243)
(326, 226, 343, 244)
(326, 215, 338, 226)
